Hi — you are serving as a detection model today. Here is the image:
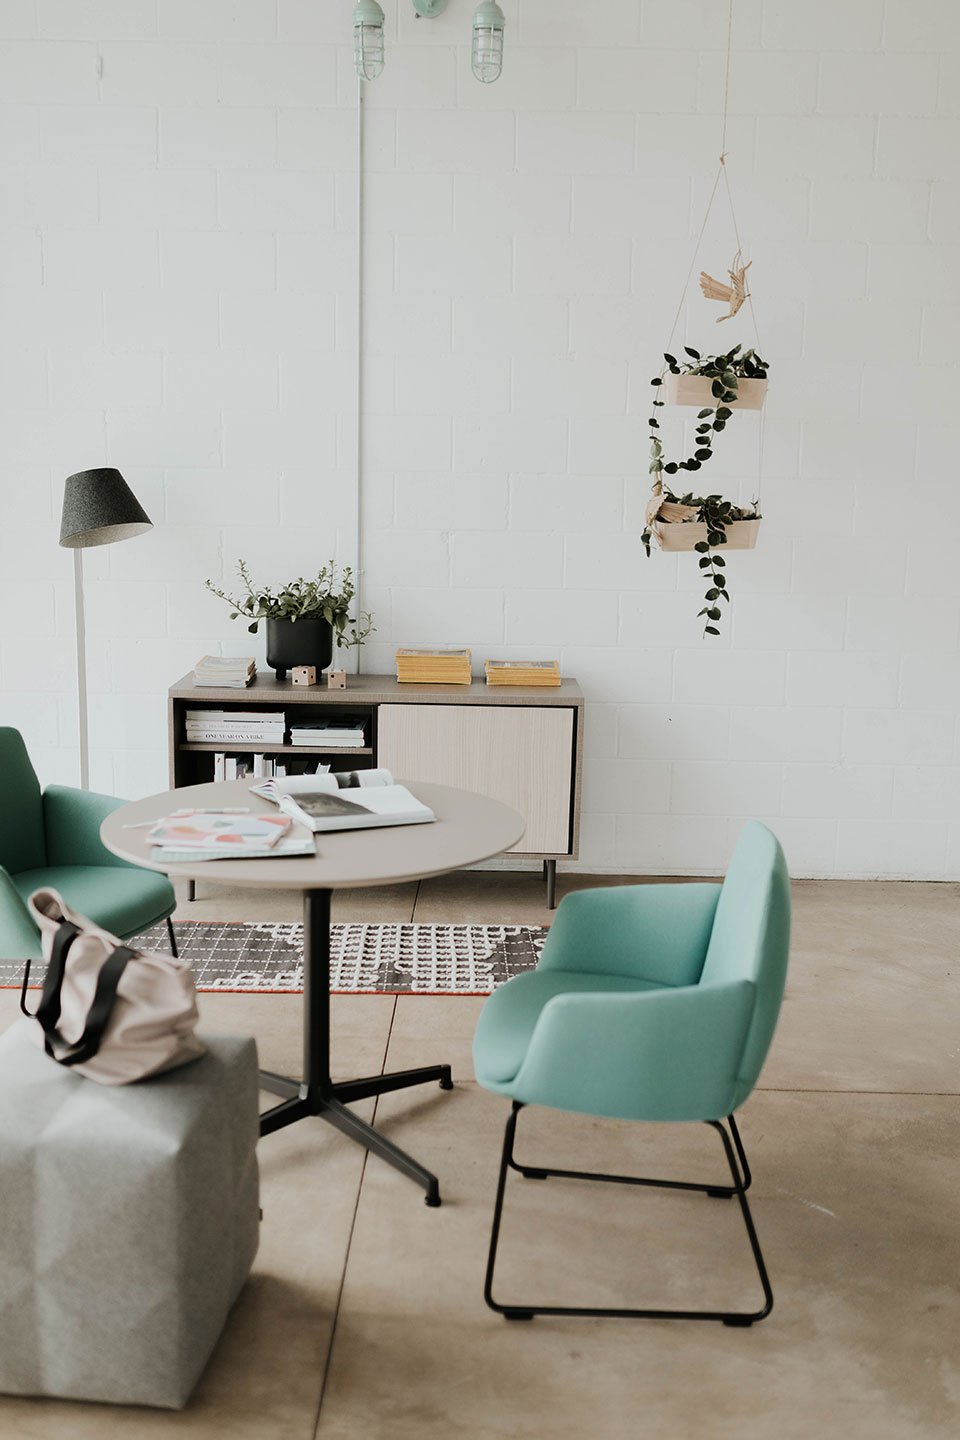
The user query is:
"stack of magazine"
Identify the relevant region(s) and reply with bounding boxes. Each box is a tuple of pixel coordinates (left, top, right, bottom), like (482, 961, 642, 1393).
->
(485, 659, 561, 687)
(193, 656, 256, 688)
(185, 710, 286, 745)
(290, 716, 366, 748)
(252, 768, 434, 833)
(145, 809, 314, 863)
(396, 647, 472, 684)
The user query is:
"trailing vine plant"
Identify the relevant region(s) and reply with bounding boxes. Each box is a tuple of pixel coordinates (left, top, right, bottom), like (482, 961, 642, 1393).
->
(642, 343, 767, 637)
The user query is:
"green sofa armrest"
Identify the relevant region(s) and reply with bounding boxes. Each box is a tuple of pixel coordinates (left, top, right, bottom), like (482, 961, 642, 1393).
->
(42, 786, 133, 870)
(538, 882, 723, 989)
(510, 979, 756, 1123)
(0, 866, 42, 960)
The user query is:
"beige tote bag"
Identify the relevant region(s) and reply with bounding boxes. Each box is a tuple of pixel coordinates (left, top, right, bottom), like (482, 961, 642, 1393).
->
(23, 889, 204, 1086)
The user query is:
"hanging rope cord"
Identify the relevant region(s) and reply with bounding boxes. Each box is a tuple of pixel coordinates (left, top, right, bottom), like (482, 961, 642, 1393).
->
(656, 0, 766, 511)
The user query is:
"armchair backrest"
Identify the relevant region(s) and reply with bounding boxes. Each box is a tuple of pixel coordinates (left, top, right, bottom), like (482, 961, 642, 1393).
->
(0, 728, 47, 875)
(700, 821, 791, 1103)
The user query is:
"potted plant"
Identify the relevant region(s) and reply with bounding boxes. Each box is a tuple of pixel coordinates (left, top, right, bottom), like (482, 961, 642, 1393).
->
(206, 560, 375, 680)
(643, 344, 768, 637)
(661, 344, 768, 410)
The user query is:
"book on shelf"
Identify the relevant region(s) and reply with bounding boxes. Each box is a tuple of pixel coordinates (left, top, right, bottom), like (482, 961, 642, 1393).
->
(187, 730, 285, 745)
(251, 768, 433, 834)
(396, 647, 472, 685)
(187, 710, 284, 723)
(193, 656, 256, 688)
(185, 708, 286, 745)
(484, 659, 561, 687)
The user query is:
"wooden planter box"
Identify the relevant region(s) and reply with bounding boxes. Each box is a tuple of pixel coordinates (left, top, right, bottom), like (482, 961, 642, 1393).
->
(662, 374, 767, 410)
(654, 518, 761, 552)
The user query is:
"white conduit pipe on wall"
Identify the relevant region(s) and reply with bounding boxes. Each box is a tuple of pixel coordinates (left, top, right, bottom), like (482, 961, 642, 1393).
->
(353, 79, 365, 674)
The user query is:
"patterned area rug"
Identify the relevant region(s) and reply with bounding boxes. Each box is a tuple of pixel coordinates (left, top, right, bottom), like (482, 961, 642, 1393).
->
(2, 922, 547, 996)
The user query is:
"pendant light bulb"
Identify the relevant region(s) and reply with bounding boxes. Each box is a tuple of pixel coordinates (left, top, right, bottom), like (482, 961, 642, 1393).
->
(353, 0, 385, 81)
(472, 0, 505, 84)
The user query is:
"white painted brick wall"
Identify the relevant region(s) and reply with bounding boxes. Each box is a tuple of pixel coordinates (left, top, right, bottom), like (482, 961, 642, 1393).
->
(0, 0, 957, 879)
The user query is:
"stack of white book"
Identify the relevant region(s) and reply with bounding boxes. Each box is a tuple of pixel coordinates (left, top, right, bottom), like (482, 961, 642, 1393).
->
(289, 717, 366, 748)
(193, 656, 256, 688)
(185, 710, 286, 745)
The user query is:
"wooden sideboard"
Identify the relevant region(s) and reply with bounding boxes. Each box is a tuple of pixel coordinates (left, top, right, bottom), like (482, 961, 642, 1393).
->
(168, 672, 584, 906)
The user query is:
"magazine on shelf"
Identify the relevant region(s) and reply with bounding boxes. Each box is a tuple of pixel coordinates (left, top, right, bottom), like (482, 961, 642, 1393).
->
(251, 768, 434, 833)
(193, 656, 256, 688)
(290, 736, 363, 748)
(289, 718, 366, 748)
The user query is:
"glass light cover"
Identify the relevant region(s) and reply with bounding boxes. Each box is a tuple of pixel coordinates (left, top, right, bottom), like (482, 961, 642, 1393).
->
(472, 1, 505, 84)
(354, 0, 385, 81)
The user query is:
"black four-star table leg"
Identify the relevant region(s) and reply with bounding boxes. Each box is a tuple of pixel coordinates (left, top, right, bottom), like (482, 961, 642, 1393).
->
(258, 889, 453, 1206)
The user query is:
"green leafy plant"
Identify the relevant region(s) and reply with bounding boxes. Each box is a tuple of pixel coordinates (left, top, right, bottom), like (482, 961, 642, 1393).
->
(643, 344, 767, 637)
(206, 560, 375, 649)
(645, 490, 760, 636)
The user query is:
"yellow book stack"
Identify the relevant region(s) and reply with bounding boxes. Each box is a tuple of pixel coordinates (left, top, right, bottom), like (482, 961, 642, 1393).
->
(485, 660, 561, 687)
(396, 647, 473, 685)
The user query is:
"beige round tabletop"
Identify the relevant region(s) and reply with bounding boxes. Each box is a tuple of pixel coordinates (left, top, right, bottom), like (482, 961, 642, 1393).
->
(100, 779, 526, 891)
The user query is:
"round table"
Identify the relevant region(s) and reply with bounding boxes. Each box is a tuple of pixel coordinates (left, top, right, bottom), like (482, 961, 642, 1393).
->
(102, 779, 525, 1207)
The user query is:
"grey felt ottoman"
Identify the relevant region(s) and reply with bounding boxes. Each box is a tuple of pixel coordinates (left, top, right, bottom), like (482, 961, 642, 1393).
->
(0, 1025, 260, 1409)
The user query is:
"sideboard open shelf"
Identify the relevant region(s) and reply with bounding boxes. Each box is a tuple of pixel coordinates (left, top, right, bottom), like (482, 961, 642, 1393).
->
(168, 672, 584, 907)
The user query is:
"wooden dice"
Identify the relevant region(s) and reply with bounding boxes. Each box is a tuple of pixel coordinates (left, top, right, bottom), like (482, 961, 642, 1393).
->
(291, 665, 317, 687)
(327, 669, 347, 689)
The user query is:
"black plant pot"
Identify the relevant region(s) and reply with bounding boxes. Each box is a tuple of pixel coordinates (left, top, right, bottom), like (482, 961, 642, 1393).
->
(266, 616, 333, 681)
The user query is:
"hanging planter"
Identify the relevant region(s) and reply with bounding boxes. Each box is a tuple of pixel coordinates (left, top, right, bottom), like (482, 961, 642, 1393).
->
(638, 3, 771, 638)
(659, 345, 768, 410)
(642, 344, 767, 638)
(654, 517, 760, 552)
(662, 372, 767, 410)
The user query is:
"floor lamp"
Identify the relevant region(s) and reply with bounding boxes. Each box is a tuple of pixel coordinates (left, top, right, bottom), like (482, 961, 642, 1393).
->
(59, 468, 153, 790)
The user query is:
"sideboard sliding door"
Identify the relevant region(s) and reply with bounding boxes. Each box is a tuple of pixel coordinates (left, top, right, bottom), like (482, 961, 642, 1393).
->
(377, 704, 575, 856)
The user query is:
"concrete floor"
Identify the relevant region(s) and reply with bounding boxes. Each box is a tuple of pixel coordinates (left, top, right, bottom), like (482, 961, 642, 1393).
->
(0, 871, 957, 1438)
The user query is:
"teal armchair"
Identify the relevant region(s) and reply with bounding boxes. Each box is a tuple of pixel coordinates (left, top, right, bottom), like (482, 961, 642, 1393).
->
(0, 729, 178, 960)
(473, 821, 791, 1326)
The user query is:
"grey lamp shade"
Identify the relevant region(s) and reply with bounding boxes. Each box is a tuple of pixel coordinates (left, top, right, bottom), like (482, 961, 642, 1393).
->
(59, 468, 153, 549)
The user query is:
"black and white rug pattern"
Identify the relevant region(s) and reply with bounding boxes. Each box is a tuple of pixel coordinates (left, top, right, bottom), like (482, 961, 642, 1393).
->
(2, 922, 547, 995)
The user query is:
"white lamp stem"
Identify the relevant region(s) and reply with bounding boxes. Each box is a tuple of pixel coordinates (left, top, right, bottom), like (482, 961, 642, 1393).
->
(73, 547, 89, 790)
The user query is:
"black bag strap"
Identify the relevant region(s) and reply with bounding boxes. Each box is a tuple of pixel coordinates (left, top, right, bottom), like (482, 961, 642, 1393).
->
(38, 945, 136, 1069)
(33, 920, 81, 1034)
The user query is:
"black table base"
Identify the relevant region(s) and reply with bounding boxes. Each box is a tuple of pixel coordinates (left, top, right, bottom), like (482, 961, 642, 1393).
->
(257, 890, 452, 1206)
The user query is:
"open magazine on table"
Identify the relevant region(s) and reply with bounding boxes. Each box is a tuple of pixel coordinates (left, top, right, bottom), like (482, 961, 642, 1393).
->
(250, 768, 435, 834)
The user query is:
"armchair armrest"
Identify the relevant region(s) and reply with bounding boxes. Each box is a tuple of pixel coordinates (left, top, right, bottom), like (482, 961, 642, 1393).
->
(0, 866, 42, 959)
(42, 786, 133, 870)
(511, 979, 756, 1123)
(539, 883, 722, 988)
